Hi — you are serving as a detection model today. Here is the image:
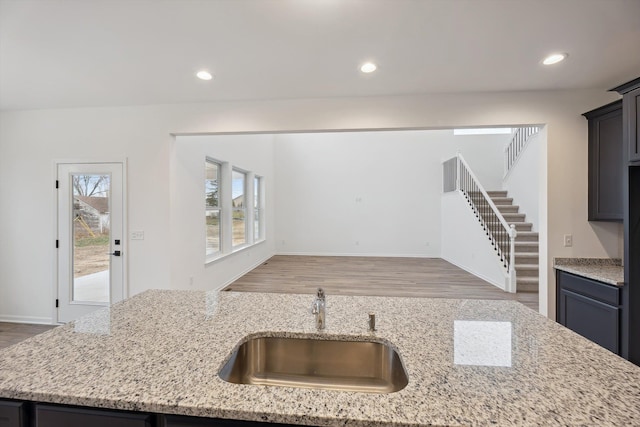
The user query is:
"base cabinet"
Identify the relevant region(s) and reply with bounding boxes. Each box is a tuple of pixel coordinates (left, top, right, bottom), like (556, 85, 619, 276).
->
(556, 271, 621, 354)
(0, 400, 26, 427)
(0, 401, 299, 427)
(35, 404, 152, 427)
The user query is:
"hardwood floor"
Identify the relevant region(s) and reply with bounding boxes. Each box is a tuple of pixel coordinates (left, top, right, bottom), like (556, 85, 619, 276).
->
(225, 255, 539, 310)
(0, 322, 57, 350)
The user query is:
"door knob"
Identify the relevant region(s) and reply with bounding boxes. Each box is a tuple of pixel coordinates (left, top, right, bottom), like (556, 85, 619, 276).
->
(109, 250, 121, 256)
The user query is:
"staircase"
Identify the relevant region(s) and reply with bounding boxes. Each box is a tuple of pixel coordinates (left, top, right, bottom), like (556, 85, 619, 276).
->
(486, 190, 539, 293)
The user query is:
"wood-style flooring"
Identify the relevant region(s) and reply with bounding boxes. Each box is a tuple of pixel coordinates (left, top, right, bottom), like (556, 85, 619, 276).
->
(225, 255, 539, 310)
(0, 256, 538, 350)
(0, 322, 56, 350)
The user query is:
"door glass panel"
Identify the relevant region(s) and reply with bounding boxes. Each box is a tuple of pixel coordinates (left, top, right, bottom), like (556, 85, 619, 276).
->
(72, 174, 110, 303)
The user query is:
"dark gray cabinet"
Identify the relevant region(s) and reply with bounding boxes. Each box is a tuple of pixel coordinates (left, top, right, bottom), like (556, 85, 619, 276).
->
(0, 400, 26, 427)
(1, 401, 299, 427)
(628, 87, 640, 162)
(583, 100, 623, 221)
(556, 270, 621, 354)
(35, 404, 152, 427)
(612, 77, 640, 163)
(612, 77, 640, 364)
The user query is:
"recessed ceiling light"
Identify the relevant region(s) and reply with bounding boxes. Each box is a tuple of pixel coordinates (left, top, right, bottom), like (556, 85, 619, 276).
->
(196, 70, 213, 80)
(542, 53, 568, 65)
(360, 62, 377, 73)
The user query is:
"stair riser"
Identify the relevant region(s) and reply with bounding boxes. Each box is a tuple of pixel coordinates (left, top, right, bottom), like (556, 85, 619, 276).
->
(516, 235, 539, 242)
(487, 191, 508, 197)
(502, 216, 527, 223)
(515, 244, 539, 251)
(515, 255, 539, 263)
(516, 270, 539, 278)
(490, 197, 513, 205)
(488, 223, 532, 232)
(517, 283, 539, 292)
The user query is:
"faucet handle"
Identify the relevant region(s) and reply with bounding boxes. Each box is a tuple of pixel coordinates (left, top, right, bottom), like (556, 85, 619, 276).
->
(368, 312, 376, 332)
(317, 288, 325, 299)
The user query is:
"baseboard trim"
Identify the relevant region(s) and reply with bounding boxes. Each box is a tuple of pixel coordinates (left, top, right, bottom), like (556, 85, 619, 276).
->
(0, 315, 54, 325)
(275, 252, 436, 258)
(216, 254, 275, 291)
(441, 256, 507, 292)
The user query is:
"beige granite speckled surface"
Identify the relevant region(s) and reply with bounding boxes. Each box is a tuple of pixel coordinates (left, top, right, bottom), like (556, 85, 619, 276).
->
(1, 290, 640, 426)
(554, 258, 624, 286)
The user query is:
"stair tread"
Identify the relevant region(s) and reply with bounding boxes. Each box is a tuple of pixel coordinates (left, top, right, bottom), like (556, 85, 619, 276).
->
(515, 252, 539, 256)
(517, 277, 539, 283)
(515, 264, 539, 269)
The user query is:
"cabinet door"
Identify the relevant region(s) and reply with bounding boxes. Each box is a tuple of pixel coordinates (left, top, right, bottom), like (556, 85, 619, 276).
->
(587, 104, 623, 220)
(35, 404, 151, 427)
(625, 86, 640, 162)
(559, 289, 619, 353)
(0, 400, 26, 427)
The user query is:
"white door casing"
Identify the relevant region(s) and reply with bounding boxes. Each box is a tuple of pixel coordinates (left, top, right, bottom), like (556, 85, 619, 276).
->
(56, 162, 126, 323)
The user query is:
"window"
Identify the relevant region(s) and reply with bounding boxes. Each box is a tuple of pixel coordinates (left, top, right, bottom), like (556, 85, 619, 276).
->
(204, 159, 264, 262)
(254, 175, 263, 241)
(231, 169, 247, 247)
(205, 159, 221, 257)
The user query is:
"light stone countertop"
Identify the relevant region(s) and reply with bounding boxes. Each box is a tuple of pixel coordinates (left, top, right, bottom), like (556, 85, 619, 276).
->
(1, 290, 640, 426)
(554, 258, 624, 286)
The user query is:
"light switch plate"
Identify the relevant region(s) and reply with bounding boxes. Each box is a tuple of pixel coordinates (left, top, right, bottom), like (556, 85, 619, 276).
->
(563, 234, 573, 247)
(131, 231, 144, 240)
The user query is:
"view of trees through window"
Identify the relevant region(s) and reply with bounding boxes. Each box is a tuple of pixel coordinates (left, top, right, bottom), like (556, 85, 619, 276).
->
(205, 159, 264, 262)
(72, 174, 110, 303)
(232, 169, 246, 246)
(205, 160, 221, 255)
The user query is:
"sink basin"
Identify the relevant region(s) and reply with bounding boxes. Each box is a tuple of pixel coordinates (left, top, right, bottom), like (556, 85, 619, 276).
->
(218, 336, 408, 393)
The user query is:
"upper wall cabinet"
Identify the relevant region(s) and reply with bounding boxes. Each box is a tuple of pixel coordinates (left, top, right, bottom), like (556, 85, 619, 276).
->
(583, 100, 623, 221)
(612, 77, 640, 163)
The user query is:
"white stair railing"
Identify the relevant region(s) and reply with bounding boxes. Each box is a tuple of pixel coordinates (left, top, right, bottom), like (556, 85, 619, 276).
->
(443, 154, 517, 292)
(504, 126, 540, 177)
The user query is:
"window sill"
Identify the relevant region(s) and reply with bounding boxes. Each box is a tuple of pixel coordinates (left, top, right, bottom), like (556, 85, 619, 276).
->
(205, 239, 266, 266)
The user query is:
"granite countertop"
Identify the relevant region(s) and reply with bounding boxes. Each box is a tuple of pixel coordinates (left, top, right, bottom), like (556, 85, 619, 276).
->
(554, 258, 624, 286)
(1, 290, 640, 426)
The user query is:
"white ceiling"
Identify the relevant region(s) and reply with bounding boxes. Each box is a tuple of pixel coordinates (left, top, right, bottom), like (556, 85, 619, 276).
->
(1, 0, 639, 111)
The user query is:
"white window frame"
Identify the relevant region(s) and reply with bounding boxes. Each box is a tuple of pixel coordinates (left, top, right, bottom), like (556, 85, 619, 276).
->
(205, 158, 223, 261)
(254, 175, 264, 242)
(205, 159, 264, 264)
(231, 167, 248, 249)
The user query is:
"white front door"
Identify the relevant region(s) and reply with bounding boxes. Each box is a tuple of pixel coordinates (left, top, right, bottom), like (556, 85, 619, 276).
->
(56, 162, 125, 323)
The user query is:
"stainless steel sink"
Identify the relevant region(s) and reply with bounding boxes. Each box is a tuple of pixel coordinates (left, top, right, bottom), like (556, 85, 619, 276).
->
(218, 336, 408, 393)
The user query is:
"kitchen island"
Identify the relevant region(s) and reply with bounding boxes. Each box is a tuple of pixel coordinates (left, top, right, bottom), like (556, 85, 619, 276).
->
(1, 290, 640, 426)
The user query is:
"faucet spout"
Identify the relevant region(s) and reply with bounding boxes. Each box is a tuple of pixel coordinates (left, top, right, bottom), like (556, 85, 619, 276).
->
(311, 288, 326, 330)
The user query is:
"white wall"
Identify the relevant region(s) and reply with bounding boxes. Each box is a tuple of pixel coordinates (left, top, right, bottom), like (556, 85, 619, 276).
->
(452, 133, 511, 190)
(503, 131, 541, 231)
(171, 134, 276, 291)
(0, 88, 622, 323)
(274, 130, 506, 257)
(441, 192, 508, 289)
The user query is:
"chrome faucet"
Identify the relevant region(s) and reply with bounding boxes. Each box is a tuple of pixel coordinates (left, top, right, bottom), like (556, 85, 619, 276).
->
(311, 288, 326, 330)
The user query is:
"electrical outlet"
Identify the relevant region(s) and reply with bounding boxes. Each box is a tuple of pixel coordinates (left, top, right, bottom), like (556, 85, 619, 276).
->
(131, 231, 144, 240)
(564, 234, 573, 247)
